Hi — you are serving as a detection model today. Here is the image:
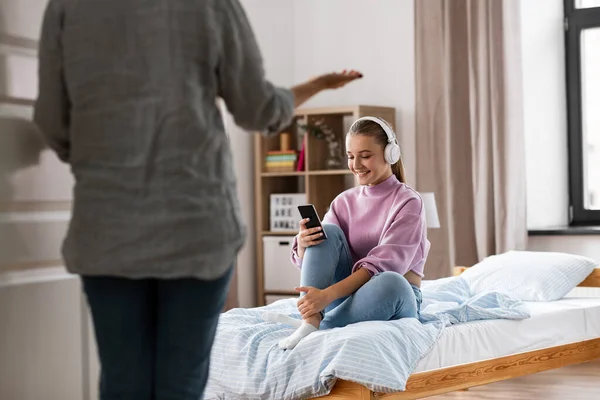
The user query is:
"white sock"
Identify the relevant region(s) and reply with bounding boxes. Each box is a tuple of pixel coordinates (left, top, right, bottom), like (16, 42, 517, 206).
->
(278, 322, 318, 350)
(262, 312, 303, 329)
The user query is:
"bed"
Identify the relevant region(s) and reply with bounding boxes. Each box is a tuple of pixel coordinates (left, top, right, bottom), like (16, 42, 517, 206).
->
(205, 260, 600, 400)
(322, 266, 600, 400)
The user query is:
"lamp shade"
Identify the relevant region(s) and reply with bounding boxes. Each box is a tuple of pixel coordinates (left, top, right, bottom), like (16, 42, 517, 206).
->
(421, 192, 440, 228)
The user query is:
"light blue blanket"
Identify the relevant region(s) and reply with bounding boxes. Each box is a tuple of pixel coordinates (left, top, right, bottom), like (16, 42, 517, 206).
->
(204, 277, 529, 399)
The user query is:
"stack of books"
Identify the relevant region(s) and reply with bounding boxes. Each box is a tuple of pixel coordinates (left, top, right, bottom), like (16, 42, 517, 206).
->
(265, 150, 298, 172)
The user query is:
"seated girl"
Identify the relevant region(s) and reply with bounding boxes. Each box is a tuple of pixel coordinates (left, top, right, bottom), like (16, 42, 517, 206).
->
(264, 116, 431, 349)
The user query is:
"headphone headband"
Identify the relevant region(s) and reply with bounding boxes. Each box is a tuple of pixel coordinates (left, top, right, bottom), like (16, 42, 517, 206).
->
(350, 116, 398, 146)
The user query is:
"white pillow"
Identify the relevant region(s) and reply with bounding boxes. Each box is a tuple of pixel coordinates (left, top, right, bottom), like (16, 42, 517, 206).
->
(460, 251, 598, 301)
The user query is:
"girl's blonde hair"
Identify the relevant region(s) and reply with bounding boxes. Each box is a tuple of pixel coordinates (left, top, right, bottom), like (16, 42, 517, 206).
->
(347, 119, 406, 183)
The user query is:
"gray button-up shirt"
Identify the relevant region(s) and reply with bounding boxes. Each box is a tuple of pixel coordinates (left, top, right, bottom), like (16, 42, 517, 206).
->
(34, 0, 294, 280)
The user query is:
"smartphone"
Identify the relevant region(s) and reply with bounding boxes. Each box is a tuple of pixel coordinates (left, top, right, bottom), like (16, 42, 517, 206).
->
(297, 204, 327, 240)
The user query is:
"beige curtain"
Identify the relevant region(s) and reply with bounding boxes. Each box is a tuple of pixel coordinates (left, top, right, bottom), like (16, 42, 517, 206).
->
(415, 0, 527, 279)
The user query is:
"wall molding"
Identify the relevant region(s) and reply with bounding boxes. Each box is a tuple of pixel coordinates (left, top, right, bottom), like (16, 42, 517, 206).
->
(0, 34, 38, 51)
(0, 210, 71, 222)
(0, 265, 75, 288)
(0, 201, 72, 213)
(0, 95, 35, 107)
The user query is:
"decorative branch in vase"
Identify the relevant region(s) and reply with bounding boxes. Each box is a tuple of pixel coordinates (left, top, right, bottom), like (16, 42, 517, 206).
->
(298, 119, 344, 170)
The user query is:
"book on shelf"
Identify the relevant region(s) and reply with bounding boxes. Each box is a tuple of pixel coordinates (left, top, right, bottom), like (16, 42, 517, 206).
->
(265, 150, 297, 172)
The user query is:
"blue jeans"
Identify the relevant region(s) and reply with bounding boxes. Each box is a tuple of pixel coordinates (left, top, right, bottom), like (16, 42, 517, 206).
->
(301, 224, 421, 330)
(82, 267, 233, 400)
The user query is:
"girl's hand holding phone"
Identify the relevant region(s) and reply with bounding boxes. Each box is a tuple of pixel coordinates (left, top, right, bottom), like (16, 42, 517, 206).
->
(296, 218, 324, 258)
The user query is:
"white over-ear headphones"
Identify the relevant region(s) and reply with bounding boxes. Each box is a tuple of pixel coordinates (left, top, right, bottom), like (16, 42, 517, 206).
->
(350, 116, 401, 164)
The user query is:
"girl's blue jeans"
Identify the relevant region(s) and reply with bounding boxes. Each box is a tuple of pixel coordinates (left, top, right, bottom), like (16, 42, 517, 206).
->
(300, 224, 421, 330)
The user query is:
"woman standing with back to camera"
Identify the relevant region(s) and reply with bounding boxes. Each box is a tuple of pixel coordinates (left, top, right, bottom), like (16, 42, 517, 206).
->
(265, 117, 430, 349)
(34, 0, 362, 398)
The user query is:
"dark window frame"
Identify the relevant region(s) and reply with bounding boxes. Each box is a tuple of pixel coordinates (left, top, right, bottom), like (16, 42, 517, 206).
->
(564, 0, 600, 225)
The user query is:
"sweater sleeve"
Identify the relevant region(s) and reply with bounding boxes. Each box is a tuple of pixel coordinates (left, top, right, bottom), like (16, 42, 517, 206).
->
(215, 0, 295, 136)
(290, 234, 303, 268)
(34, 1, 71, 163)
(353, 200, 427, 277)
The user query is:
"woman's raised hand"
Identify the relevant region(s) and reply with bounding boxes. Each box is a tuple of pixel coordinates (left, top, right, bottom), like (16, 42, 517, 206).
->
(292, 69, 362, 108)
(312, 70, 363, 90)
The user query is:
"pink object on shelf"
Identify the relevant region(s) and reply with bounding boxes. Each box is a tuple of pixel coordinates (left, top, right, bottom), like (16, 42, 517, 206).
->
(296, 136, 306, 171)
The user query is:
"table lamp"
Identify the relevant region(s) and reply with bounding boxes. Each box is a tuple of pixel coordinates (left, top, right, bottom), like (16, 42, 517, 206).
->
(421, 192, 440, 229)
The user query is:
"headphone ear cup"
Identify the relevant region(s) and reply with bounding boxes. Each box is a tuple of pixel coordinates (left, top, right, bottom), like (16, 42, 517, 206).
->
(385, 143, 401, 164)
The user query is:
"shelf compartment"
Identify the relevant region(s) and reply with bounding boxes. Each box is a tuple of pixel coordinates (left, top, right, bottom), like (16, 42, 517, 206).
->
(308, 169, 353, 176)
(261, 230, 298, 236)
(261, 171, 306, 177)
(308, 174, 349, 221)
(305, 114, 346, 172)
(260, 116, 306, 174)
(261, 170, 352, 177)
(259, 176, 305, 232)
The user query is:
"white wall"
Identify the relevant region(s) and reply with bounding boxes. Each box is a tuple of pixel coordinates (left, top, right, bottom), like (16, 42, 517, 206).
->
(233, 0, 416, 306)
(292, 0, 416, 184)
(0, 276, 85, 400)
(227, 0, 296, 308)
(528, 236, 600, 260)
(520, 0, 600, 261)
(521, 0, 570, 229)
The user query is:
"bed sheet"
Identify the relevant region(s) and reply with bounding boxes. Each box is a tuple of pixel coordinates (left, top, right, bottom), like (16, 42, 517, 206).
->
(415, 296, 600, 372)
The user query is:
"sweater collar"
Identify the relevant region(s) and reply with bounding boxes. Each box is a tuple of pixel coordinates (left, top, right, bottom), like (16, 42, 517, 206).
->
(362, 174, 400, 196)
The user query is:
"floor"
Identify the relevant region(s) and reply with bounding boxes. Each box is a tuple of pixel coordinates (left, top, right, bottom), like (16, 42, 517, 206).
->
(430, 360, 600, 399)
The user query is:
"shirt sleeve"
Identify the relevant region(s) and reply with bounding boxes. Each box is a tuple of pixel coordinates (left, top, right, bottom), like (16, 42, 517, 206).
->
(353, 201, 427, 277)
(215, 0, 295, 136)
(33, 1, 71, 163)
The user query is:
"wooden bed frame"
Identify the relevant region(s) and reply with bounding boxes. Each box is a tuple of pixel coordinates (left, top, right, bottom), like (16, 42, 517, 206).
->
(320, 267, 600, 400)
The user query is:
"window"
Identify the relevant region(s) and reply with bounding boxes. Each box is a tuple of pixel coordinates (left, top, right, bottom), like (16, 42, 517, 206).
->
(564, 1, 600, 225)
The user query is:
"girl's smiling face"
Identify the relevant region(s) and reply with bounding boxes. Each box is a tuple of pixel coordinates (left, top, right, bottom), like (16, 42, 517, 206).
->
(346, 134, 393, 186)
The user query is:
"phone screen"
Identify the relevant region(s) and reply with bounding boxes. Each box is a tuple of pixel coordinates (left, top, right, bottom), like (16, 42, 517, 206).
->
(297, 204, 328, 239)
